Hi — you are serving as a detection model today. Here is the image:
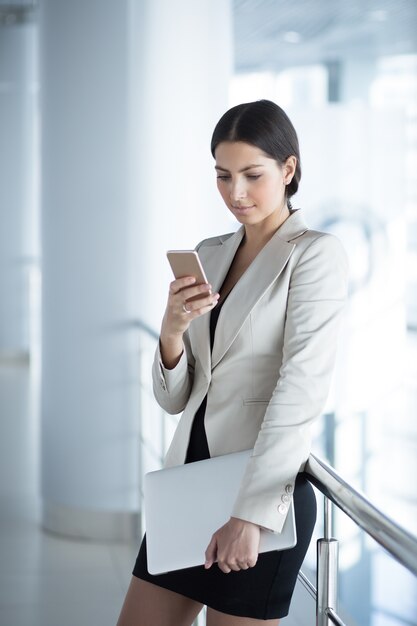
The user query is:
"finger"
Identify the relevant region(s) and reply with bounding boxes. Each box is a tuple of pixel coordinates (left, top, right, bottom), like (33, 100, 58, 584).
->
(247, 556, 258, 568)
(169, 276, 196, 294)
(218, 562, 232, 574)
(177, 282, 213, 301)
(228, 562, 241, 572)
(182, 295, 219, 315)
(204, 536, 217, 570)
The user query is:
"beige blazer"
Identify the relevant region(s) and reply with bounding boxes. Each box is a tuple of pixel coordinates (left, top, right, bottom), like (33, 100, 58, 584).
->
(152, 209, 349, 533)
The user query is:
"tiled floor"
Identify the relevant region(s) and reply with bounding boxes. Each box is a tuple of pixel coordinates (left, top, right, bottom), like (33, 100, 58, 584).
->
(0, 359, 137, 626)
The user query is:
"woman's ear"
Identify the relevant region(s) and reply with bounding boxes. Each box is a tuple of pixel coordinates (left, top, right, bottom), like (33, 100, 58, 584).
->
(283, 156, 297, 184)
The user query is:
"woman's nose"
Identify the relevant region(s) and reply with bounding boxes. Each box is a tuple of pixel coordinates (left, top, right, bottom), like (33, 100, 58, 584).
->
(229, 179, 247, 203)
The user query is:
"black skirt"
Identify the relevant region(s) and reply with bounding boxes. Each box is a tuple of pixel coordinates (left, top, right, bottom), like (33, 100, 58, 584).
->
(133, 474, 316, 619)
(132, 297, 317, 619)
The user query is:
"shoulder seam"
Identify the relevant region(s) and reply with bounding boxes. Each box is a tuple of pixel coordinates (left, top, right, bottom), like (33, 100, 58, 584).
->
(294, 232, 337, 267)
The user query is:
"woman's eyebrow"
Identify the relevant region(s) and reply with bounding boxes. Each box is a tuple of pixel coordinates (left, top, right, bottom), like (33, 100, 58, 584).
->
(215, 164, 265, 173)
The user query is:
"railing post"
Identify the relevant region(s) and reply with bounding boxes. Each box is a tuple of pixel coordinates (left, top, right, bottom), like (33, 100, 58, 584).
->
(317, 496, 339, 625)
(137, 337, 146, 538)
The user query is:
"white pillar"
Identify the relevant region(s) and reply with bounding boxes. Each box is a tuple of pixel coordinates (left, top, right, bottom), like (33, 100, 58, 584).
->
(40, 0, 232, 540)
(40, 0, 141, 540)
(131, 0, 233, 327)
(0, 11, 38, 359)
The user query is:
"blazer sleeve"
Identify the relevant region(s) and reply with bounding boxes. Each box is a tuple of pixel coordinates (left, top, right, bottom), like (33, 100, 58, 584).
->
(152, 237, 210, 414)
(231, 233, 349, 533)
(152, 329, 195, 415)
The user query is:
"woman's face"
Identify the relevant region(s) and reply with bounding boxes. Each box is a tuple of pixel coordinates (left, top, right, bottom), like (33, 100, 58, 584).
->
(214, 141, 296, 229)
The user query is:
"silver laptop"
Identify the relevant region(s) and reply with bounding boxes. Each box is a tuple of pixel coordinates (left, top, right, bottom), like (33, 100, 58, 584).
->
(144, 449, 297, 575)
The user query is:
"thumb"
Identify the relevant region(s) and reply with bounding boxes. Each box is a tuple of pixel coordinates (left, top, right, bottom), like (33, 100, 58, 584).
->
(204, 535, 217, 569)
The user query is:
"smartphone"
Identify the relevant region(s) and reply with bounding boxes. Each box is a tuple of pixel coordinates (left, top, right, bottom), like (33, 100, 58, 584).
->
(166, 250, 210, 302)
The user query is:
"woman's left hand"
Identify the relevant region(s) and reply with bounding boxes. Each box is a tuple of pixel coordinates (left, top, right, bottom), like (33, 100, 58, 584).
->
(204, 517, 261, 574)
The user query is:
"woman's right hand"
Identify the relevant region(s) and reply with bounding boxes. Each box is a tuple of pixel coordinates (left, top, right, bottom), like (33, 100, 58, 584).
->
(159, 277, 220, 369)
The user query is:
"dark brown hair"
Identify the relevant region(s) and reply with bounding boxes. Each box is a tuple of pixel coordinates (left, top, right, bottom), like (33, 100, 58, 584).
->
(211, 99, 301, 205)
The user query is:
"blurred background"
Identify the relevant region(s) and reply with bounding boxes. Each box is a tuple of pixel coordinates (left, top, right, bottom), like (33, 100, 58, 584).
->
(0, 0, 416, 624)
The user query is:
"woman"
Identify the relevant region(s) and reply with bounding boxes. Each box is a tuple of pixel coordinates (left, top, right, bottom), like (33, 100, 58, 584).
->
(117, 99, 349, 626)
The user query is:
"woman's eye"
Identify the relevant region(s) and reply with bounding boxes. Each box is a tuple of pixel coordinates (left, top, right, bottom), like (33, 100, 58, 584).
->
(216, 174, 261, 181)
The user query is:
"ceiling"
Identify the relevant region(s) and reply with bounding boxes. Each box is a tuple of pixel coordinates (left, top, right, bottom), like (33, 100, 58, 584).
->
(1, 0, 416, 70)
(233, 0, 417, 72)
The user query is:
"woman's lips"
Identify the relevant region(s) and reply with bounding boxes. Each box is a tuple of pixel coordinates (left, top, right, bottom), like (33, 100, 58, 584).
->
(232, 205, 255, 214)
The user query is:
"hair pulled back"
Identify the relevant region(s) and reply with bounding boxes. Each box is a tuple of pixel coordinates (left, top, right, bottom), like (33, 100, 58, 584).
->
(211, 99, 301, 204)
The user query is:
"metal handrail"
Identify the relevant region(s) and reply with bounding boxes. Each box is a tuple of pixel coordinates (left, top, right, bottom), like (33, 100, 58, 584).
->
(305, 454, 417, 577)
(326, 607, 348, 626)
(135, 318, 417, 625)
(298, 570, 317, 599)
(134, 319, 160, 341)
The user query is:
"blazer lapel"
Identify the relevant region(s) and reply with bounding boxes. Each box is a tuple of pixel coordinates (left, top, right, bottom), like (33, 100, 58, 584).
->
(188, 209, 309, 375)
(211, 209, 309, 369)
(188, 227, 245, 377)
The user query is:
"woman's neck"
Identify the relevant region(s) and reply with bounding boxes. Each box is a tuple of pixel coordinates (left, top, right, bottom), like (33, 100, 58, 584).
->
(242, 204, 292, 250)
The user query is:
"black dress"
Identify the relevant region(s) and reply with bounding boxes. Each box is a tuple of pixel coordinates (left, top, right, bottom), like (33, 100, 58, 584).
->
(132, 296, 317, 620)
